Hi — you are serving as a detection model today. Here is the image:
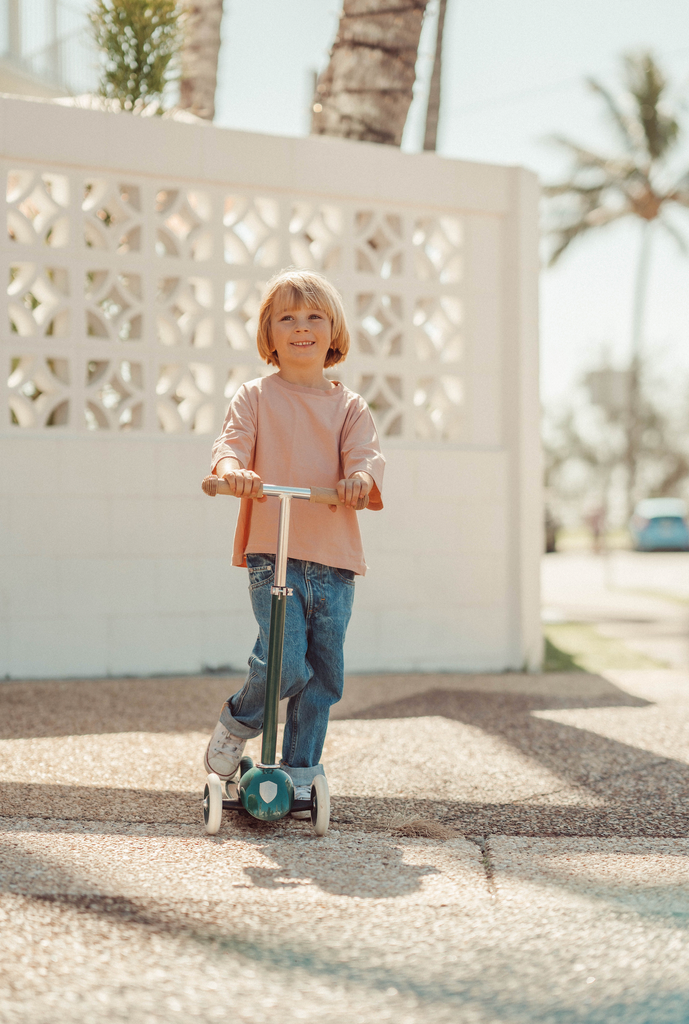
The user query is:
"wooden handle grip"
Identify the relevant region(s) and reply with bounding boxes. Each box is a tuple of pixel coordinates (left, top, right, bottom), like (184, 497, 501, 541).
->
(201, 476, 369, 510)
(309, 487, 369, 511)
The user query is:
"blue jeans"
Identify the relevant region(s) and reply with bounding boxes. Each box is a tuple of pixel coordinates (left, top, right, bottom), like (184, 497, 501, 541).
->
(220, 554, 355, 786)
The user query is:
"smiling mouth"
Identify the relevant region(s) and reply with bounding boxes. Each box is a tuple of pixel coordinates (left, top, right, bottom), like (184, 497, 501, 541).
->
(291, 341, 314, 346)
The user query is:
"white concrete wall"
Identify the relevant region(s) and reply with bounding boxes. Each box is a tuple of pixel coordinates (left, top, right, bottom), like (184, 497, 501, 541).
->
(0, 95, 542, 678)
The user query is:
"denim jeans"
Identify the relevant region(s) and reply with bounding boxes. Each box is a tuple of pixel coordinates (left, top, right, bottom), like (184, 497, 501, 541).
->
(220, 554, 355, 786)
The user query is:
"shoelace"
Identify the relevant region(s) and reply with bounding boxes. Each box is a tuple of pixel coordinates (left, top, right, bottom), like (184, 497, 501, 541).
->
(211, 731, 242, 756)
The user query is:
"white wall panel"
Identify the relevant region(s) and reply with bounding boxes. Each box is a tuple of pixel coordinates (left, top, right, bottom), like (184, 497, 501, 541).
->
(0, 96, 541, 679)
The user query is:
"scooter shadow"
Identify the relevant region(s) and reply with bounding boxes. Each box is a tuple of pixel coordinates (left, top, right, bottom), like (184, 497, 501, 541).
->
(241, 842, 439, 899)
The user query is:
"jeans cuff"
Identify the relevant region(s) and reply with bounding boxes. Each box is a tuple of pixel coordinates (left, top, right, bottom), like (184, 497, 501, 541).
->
(219, 704, 262, 740)
(279, 762, 325, 786)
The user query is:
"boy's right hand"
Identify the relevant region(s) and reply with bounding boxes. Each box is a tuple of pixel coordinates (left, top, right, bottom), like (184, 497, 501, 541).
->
(218, 464, 267, 501)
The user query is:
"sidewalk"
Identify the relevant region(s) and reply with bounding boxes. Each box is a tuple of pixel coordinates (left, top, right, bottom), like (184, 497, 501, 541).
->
(1, 666, 689, 1024)
(542, 550, 689, 670)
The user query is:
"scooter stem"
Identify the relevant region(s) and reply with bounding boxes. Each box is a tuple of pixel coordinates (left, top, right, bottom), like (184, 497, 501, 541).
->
(275, 493, 291, 590)
(261, 493, 291, 766)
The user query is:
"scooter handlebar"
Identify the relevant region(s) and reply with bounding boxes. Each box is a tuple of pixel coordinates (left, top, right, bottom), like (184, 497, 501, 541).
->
(201, 475, 369, 510)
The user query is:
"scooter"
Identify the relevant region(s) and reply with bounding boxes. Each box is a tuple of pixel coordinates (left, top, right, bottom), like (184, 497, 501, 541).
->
(200, 475, 368, 837)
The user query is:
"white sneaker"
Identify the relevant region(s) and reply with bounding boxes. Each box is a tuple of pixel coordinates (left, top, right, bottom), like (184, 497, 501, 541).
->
(203, 721, 247, 781)
(291, 784, 312, 819)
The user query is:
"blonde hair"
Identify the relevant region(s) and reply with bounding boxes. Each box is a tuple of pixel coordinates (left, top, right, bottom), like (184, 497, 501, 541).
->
(257, 269, 350, 368)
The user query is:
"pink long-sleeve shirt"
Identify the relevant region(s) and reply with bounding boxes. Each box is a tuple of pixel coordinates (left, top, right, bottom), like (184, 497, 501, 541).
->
(211, 374, 385, 575)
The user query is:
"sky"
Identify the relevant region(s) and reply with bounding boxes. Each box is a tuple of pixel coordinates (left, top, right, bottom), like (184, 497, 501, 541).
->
(212, 0, 689, 408)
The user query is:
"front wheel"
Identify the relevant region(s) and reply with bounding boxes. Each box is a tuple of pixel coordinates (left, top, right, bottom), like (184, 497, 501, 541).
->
(311, 775, 330, 837)
(204, 773, 223, 835)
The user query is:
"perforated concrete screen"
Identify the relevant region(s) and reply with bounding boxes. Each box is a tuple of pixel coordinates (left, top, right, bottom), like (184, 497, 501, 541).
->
(0, 96, 541, 678)
(5, 172, 464, 441)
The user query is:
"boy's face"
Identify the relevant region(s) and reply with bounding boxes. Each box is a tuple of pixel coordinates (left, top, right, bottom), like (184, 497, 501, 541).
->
(270, 304, 333, 371)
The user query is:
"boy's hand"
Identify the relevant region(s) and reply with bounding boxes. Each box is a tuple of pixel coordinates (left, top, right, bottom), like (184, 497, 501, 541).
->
(331, 472, 373, 512)
(216, 459, 266, 502)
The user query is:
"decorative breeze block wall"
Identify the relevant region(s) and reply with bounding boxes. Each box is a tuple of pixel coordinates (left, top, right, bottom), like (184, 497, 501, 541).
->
(0, 97, 542, 678)
(4, 167, 465, 444)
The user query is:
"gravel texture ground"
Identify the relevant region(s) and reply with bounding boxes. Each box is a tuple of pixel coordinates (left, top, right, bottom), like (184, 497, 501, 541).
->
(2, 667, 689, 1023)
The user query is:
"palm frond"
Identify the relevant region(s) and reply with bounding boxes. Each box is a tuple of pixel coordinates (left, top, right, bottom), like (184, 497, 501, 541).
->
(623, 51, 679, 161)
(668, 188, 689, 209)
(546, 223, 588, 266)
(586, 76, 641, 154)
(548, 135, 638, 179)
(543, 50, 688, 266)
(659, 214, 688, 255)
(543, 182, 611, 198)
(547, 207, 630, 266)
(672, 169, 689, 191)
(548, 135, 614, 170)
(668, 171, 689, 208)
(583, 207, 630, 229)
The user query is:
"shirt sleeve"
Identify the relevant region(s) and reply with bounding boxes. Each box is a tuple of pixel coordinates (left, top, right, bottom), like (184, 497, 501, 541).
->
(210, 384, 258, 473)
(340, 396, 386, 510)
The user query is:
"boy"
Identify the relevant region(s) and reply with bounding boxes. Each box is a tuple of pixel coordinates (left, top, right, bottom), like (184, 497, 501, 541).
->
(204, 269, 384, 814)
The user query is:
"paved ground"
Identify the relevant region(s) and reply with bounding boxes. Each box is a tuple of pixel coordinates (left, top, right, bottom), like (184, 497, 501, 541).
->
(2, 656, 689, 1024)
(2, 550, 689, 1023)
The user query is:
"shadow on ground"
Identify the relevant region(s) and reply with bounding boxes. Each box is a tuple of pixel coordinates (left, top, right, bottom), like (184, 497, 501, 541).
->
(0, 676, 243, 739)
(1, 675, 688, 835)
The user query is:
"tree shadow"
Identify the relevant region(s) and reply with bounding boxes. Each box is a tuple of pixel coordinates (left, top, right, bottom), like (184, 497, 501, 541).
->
(0, 675, 245, 739)
(2, 674, 688, 837)
(3, 852, 689, 1024)
(340, 686, 689, 836)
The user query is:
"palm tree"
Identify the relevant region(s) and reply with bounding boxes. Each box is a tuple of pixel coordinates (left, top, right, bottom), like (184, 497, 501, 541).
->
(544, 51, 689, 514)
(311, 0, 431, 146)
(178, 0, 223, 119)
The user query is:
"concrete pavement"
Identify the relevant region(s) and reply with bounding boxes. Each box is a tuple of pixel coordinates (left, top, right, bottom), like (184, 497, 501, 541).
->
(1, 660, 689, 1023)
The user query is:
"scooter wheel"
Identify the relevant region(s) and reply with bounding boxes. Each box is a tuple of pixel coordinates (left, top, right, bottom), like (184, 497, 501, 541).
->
(311, 775, 330, 837)
(203, 773, 223, 835)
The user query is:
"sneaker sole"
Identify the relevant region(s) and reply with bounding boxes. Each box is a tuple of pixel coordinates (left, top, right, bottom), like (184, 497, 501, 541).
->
(290, 809, 311, 820)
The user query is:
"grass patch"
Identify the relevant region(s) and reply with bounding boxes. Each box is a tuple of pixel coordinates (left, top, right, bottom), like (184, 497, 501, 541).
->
(554, 528, 632, 552)
(543, 623, 667, 674)
(542, 636, 582, 672)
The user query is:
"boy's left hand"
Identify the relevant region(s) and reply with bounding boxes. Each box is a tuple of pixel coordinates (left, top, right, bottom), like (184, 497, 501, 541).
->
(331, 472, 374, 511)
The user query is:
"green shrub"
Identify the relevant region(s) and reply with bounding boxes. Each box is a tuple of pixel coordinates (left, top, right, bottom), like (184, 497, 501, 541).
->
(89, 0, 184, 112)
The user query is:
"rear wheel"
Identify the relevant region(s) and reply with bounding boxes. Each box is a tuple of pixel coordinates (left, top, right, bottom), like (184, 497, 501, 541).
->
(311, 775, 330, 837)
(204, 773, 223, 834)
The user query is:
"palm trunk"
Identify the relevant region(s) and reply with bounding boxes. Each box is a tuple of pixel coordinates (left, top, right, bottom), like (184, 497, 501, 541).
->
(625, 219, 653, 517)
(312, 0, 431, 146)
(179, 0, 223, 120)
(8, 0, 21, 59)
(422, 0, 447, 151)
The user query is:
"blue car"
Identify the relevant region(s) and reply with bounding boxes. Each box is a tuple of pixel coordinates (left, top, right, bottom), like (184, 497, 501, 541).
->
(629, 498, 689, 552)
